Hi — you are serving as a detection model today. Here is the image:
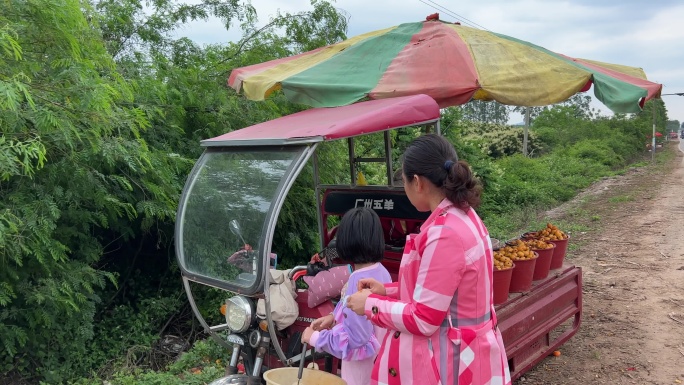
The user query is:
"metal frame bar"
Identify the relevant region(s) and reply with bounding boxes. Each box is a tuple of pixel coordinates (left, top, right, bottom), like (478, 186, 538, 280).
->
(312, 151, 324, 249)
(182, 277, 232, 349)
(201, 137, 323, 147)
(355, 157, 386, 163)
(317, 184, 406, 191)
(348, 138, 356, 185)
(384, 130, 393, 186)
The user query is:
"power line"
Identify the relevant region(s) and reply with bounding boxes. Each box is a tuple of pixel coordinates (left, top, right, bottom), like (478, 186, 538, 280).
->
(425, 0, 489, 30)
(416, 0, 473, 27)
(417, 0, 490, 31)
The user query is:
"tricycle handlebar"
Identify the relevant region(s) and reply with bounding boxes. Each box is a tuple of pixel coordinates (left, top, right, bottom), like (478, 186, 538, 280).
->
(288, 266, 308, 281)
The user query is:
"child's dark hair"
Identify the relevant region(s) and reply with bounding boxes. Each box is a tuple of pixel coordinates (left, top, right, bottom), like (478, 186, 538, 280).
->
(402, 134, 482, 210)
(335, 207, 385, 264)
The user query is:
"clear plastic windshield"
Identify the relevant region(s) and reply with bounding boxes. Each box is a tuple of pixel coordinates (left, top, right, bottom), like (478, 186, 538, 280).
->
(177, 147, 304, 293)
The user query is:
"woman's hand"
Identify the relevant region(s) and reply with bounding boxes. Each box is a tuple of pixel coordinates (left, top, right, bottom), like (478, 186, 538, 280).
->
(301, 326, 315, 344)
(357, 278, 386, 296)
(346, 289, 372, 316)
(311, 314, 334, 331)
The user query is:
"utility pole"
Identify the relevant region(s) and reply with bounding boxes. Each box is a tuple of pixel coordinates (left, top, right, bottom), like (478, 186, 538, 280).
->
(651, 102, 656, 163)
(523, 107, 530, 157)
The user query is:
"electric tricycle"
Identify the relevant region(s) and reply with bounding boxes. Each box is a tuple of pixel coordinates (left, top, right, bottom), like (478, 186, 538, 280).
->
(175, 94, 582, 384)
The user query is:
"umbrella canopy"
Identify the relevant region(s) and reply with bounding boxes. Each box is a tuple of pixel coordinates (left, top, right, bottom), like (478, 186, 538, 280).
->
(229, 15, 662, 114)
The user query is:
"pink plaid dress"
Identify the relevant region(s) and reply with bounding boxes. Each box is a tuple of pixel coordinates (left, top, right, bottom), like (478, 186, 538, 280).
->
(364, 199, 511, 385)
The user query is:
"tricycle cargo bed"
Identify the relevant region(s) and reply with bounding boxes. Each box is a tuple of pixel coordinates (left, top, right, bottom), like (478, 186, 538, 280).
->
(496, 264, 582, 381)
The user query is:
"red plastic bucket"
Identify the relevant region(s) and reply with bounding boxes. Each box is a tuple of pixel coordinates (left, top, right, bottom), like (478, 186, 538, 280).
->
(509, 253, 538, 292)
(531, 243, 555, 280)
(548, 236, 570, 269)
(492, 264, 514, 305)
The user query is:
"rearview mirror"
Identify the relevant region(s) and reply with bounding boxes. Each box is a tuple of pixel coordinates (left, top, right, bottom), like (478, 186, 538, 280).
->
(229, 220, 242, 237)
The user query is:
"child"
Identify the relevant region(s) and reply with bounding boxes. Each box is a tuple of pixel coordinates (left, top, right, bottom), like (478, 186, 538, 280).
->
(301, 207, 391, 385)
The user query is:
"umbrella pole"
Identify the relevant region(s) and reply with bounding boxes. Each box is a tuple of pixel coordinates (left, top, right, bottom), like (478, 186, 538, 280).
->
(523, 107, 530, 156)
(651, 103, 656, 162)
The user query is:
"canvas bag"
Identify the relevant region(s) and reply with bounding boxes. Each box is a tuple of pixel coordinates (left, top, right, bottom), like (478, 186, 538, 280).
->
(256, 269, 298, 330)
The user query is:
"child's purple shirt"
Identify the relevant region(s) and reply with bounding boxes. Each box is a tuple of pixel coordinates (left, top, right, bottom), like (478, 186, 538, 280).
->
(309, 263, 392, 384)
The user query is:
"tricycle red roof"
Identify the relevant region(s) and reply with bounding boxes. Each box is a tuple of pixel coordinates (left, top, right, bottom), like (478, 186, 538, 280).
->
(202, 94, 440, 146)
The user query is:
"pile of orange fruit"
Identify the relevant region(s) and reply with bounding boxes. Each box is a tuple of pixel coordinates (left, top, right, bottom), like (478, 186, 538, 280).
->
(493, 252, 513, 271)
(494, 240, 536, 270)
(503, 240, 537, 261)
(524, 223, 568, 241)
(523, 238, 553, 250)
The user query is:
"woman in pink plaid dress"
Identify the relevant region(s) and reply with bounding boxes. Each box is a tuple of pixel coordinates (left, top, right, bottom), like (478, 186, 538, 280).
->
(347, 134, 511, 385)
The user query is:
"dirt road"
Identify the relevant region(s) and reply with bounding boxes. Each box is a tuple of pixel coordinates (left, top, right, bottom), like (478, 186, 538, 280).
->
(516, 141, 684, 384)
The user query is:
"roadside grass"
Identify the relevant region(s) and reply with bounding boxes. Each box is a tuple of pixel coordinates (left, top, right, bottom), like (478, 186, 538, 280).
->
(486, 144, 678, 250)
(608, 195, 634, 203)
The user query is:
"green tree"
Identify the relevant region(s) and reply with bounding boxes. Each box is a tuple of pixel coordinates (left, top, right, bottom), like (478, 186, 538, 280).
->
(114, 0, 349, 266)
(512, 94, 598, 125)
(558, 94, 596, 119)
(0, 0, 183, 381)
(511, 105, 546, 125)
(89, 0, 348, 379)
(459, 100, 510, 124)
(666, 120, 680, 132)
(1, 0, 348, 381)
(633, 98, 668, 138)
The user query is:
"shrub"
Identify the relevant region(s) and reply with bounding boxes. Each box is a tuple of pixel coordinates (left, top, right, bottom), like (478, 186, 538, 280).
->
(454, 122, 544, 158)
(566, 139, 622, 167)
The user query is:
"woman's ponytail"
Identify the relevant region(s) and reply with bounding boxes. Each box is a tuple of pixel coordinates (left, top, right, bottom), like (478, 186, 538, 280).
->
(402, 134, 482, 210)
(444, 160, 482, 210)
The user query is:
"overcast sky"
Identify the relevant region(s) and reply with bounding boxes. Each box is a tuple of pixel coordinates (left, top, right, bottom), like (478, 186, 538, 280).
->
(177, 0, 684, 126)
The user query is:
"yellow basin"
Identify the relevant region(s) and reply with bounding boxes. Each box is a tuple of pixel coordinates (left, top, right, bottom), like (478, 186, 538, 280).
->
(263, 367, 346, 385)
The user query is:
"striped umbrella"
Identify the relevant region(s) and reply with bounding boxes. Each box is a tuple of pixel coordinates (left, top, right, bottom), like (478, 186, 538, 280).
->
(229, 14, 662, 113)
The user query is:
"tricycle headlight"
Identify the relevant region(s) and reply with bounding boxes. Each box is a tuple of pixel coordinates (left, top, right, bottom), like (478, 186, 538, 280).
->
(225, 296, 253, 333)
